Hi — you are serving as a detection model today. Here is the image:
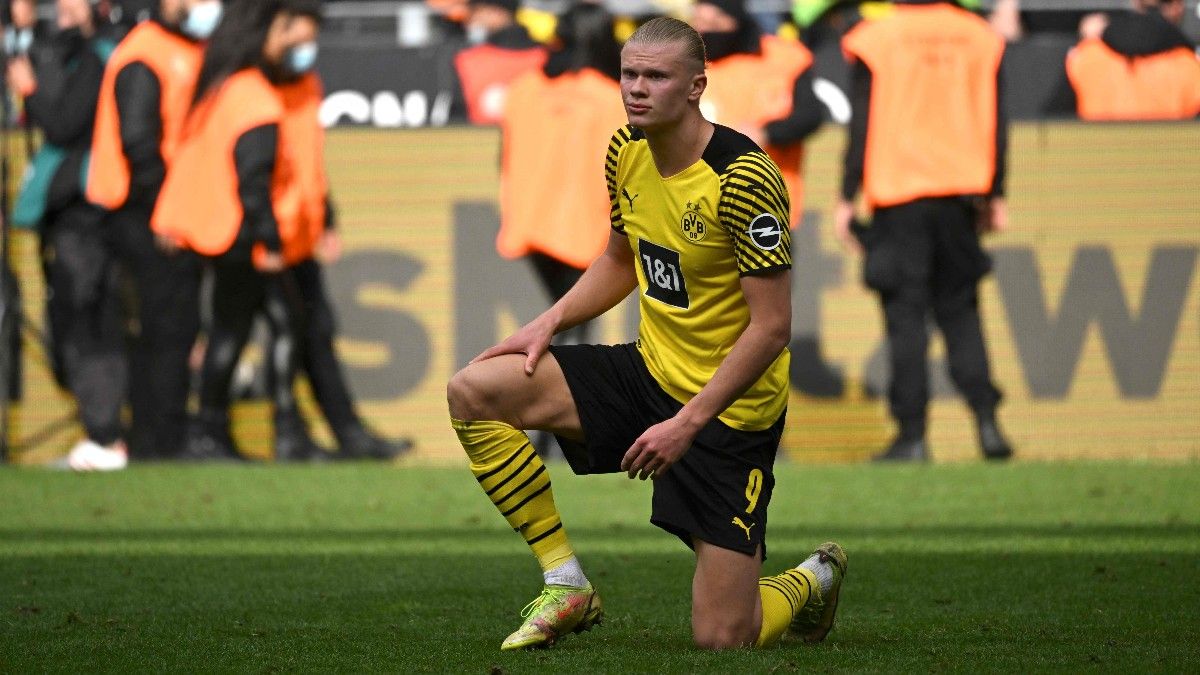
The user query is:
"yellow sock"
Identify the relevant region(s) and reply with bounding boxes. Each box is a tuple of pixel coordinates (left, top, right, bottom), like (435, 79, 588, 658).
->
(452, 418, 574, 572)
(756, 567, 818, 647)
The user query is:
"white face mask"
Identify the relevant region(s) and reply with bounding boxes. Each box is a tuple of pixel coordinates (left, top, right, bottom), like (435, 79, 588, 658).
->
(466, 23, 488, 45)
(182, 0, 223, 40)
(284, 41, 319, 75)
(4, 27, 34, 55)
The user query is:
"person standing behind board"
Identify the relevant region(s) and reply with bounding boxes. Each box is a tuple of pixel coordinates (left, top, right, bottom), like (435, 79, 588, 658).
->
(87, 0, 223, 459)
(152, 0, 325, 462)
(9, 0, 121, 470)
(836, 0, 1015, 463)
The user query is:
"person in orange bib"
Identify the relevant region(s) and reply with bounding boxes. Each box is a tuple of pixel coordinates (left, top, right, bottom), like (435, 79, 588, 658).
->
(151, 0, 324, 461)
(452, 0, 547, 125)
(690, 0, 823, 228)
(267, 40, 415, 461)
(836, 0, 1014, 463)
(87, 0, 221, 460)
(497, 2, 626, 346)
(1065, 0, 1200, 120)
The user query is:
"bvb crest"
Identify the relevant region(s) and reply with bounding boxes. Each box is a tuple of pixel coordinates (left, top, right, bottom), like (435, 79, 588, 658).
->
(680, 201, 705, 243)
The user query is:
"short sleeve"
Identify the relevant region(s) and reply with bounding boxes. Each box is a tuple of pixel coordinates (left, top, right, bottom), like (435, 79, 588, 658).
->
(719, 153, 793, 276)
(605, 125, 636, 234)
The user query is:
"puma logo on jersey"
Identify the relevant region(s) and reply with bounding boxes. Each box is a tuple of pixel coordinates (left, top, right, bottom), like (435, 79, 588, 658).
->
(622, 187, 639, 213)
(732, 516, 755, 541)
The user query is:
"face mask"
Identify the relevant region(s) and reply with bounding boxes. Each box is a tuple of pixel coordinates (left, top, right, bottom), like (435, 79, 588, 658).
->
(4, 27, 34, 55)
(283, 41, 318, 76)
(700, 30, 741, 62)
(466, 23, 488, 45)
(182, 0, 223, 40)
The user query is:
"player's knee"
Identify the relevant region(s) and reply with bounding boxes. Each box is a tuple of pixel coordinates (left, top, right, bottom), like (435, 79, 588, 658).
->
(692, 618, 756, 651)
(446, 367, 496, 421)
(692, 627, 751, 651)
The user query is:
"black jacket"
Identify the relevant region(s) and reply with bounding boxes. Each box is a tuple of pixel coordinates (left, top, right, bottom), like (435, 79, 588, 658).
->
(24, 34, 106, 212)
(109, 19, 200, 213)
(1101, 10, 1193, 58)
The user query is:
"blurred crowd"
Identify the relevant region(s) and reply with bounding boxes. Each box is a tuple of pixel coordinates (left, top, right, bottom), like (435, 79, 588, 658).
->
(425, 0, 1199, 122)
(0, 0, 1195, 470)
(2, 0, 414, 470)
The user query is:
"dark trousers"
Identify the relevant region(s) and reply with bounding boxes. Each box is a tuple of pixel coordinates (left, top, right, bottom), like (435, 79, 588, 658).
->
(41, 203, 125, 445)
(288, 258, 358, 434)
(200, 262, 304, 426)
(107, 207, 201, 457)
(867, 197, 1001, 439)
(529, 252, 588, 345)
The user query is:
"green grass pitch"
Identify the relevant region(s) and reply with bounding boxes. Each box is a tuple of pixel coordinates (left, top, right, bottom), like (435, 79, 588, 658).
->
(2, 462, 1198, 672)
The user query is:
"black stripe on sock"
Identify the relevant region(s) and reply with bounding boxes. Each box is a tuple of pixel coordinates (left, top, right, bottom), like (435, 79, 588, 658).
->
(474, 441, 533, 483)
(483, 446, 537, 496)
(766, 575, 804, 610)
(525, 521, 563, 546)
(492, 465, 547, 509)
(786, 570, 815, 603)
(759, 578, 797, 615)
(763, 571, 801, 605)
(502, 481, 551, 517)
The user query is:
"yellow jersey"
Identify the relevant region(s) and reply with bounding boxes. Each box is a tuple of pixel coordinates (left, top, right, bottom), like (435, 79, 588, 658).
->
(605, 124, 792, 431)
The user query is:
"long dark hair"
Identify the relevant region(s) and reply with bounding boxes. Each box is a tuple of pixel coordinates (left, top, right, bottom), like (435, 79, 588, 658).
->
(544, 2, 621, 81)
(190, 0, 323, 109)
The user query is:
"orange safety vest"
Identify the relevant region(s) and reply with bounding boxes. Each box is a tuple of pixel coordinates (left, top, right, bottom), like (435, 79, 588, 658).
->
(702, 35, 812, 226)
(454, 43, 547, 125)
(273, 72, 328, 265)
(498, 68, 626, 268)
(88, 21, 203, 210)
(842, 4, 1004, 209)
(1066, 39, 1200, 120)
(152, 69, 286, 259)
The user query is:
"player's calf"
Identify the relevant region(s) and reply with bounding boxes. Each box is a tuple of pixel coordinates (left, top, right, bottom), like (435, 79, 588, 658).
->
(691, 539, 763, 650)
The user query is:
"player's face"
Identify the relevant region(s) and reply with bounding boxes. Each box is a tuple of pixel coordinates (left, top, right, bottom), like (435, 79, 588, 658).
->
(620, 40, 705, 132)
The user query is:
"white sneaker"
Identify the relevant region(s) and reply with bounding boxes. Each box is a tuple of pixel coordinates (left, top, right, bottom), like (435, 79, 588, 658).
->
(66, 440, 129, 472)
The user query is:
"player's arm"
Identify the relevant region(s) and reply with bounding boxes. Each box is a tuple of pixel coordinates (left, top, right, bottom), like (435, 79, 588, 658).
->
(621, 271, 790, 480)
(471, 230, 637, 374)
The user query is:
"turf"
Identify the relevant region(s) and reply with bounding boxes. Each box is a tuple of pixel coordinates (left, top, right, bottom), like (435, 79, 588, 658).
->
(1, 462, 1198, 673)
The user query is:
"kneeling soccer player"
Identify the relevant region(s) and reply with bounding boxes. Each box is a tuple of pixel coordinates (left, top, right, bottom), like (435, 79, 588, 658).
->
(447, 16, 846, 651)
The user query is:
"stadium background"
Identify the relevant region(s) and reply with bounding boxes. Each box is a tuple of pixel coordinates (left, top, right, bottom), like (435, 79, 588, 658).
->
(6, 122, 1198, 464)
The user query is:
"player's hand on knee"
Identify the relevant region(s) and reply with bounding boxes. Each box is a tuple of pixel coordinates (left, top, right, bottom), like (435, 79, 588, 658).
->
(470, 315, 556, 375)
(621, 417, 698, 481)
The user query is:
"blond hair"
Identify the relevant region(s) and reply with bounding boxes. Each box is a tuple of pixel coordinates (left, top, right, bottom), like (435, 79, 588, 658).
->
(623, 16, 706, 72)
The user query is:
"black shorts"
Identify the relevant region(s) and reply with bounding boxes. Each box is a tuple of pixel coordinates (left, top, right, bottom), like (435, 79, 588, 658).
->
(549, 342, 785, 558)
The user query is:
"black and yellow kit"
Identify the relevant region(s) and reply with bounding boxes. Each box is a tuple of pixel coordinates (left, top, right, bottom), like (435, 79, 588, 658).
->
(549, 124, 792, 556)
(606, 123, 792, 432)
